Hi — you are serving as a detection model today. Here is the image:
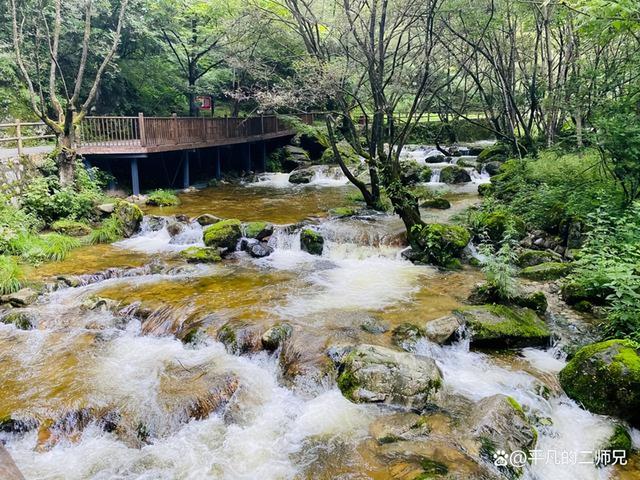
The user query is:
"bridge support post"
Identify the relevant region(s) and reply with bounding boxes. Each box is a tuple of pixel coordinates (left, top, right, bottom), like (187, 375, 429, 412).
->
(182, 151, 190, 189)
(241, 143, 251, 172)
(131, 158, 140, 196)
(260, 142, 267, 172)
(215, 149, 221, 179)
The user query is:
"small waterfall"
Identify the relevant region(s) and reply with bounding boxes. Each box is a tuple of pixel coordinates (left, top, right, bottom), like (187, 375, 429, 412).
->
(307, 166, 348, 186)
(115, 216, 203, 254)
(430, 168, 442, 183)
(248, 173, 291, 188)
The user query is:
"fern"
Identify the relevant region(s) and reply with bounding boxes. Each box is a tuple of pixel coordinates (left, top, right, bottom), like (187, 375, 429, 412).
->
(0, 256, 23, 294)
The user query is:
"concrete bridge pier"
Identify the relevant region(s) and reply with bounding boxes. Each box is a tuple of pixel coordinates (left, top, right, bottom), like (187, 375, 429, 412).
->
(240, 143, 251, 172)
(215, 149, 221, 179)
(131, 157, 140, 196)
(182, 151, 190, 189)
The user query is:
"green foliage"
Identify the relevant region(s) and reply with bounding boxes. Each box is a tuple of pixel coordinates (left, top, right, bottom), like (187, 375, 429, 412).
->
(89, 216, 125, 245)
(596, 102, 640, 205)
(5, 232, 80, 263)
(410, 223, 471, 269)
(147, 189, 180, 207)
(479, 242, 519, 299)
(0, 256, 23, 295)
(567, 203, 640, 340)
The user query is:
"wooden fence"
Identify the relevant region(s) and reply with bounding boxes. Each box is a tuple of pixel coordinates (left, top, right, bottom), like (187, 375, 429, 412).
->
(0, 121, 56, 155)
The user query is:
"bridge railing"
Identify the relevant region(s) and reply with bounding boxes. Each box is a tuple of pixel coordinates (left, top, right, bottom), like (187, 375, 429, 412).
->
(77, 113, 317, 149)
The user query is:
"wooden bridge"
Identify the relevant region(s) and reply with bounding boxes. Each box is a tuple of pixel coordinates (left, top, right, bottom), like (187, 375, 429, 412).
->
(1, 113, 316, 194)
(76, 113, 315, 155)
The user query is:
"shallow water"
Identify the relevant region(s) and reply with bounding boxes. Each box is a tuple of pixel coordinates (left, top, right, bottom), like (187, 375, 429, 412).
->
(1, 149, 636, 480)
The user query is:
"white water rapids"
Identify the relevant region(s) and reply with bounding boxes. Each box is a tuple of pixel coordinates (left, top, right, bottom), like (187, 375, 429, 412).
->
(0, 145, 636, 480)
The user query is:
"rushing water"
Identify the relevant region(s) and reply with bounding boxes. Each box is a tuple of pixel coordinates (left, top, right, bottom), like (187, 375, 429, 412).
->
(1, 149, 637, 479)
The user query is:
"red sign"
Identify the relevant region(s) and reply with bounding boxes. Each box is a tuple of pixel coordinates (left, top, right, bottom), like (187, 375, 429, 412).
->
(196, 96, 211, 110)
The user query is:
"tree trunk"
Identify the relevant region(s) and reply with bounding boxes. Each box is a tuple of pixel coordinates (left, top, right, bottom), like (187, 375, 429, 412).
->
(58, 107, 77, 186)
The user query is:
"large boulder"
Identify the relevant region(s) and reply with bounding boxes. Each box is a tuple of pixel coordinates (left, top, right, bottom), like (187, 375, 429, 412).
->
(300, 228, 324, 255)
(320, 140, 360, 165)
(454, 305, 551, 349)
(203, 219, 242, 250)
(440, 165, 471, 184)
(477, 143, 511, 163)
(483, 161, 502, 176)
(392, 323, 426, 350)
(288, 167, 315, 184)
(516, 249, 563, 267)
(465, 394, 537, 474)
(520, 261, 572, 281)
(480, 210, 526, 243)
(410, 223, 471, 269)
(292, 129, 330, 160)
(194, 214, 222, 226)
(261, 323, 292, 351)
(114, 201, 143, 237)
(334, 344, 442, 409)
(559, 340, 640, 427)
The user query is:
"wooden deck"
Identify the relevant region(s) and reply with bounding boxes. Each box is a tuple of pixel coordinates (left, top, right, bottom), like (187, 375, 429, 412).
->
(76, 113, 315, 155)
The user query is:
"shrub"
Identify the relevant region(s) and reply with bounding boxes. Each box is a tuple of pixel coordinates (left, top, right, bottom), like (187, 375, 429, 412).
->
(0, 256, 23, 294)
(147, 189, 180, 207)
(479, 242, 519, 299)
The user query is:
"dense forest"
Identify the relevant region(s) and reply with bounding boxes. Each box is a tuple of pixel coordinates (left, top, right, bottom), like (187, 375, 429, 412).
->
(0, 0, 639, 479)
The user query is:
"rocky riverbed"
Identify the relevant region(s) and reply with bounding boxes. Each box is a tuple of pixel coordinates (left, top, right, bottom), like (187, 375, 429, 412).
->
(0, 146, 637, 480)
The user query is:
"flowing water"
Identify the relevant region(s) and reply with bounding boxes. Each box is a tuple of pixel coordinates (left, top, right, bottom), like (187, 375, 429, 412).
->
(1, 151, 637, 479)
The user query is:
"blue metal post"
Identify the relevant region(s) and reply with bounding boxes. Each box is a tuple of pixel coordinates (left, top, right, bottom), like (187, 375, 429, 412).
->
(182, 151, 190, 188)
(131, 158, 140, 195)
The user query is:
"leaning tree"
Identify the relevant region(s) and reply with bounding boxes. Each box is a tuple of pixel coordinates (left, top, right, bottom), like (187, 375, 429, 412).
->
(10, 0, 130, 185)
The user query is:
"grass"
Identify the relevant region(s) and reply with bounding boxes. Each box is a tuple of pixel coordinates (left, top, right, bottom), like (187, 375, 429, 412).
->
(0, 256, 23, 295)
(89, 216, 124, 245)
(5, 231, 80, 263)
(147, 189, 180, 207)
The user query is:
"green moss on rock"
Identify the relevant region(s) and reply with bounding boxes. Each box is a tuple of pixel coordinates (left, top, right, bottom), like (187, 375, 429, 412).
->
(114, 201, 143, 237)
(329, 207, 358, 218)
(320, 140, 360, 165)
(243, 221, 273, 240)
(559, 340, 640, 427)
(478, 183, 495, 197)
(478, 143, 511, 163)
(520, 262, 572, 281)
(599, 425, 633, 466)
(455, 304, 551, 349)
(51, 219, 92, 237)
(180, 246, 222, 263)
(440, 165, 471, 184)
(300, 228, 324, 255)
(147, 189, 180, 207)
(410, 223, 471, 269)
(517, 249, 563, 267)
(482, 210, 526, 242)
(203, 219, 242, 250)
(420, 198, 451, 209)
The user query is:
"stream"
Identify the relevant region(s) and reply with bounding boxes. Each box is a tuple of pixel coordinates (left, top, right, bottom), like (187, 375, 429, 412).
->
(0, 146, 637, 479)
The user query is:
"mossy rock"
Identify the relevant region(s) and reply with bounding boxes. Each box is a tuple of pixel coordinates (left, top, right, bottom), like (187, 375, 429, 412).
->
(468, 283, 548, 314)
(559, 340, 640, 427)
(598, 425, 633, 466)
(400, 160, 432, 185)
(410, 223, 471, 269)
(1, 311, 35, 330)
(146, 189, 180, 207)
(477, 143, 511, 163)
(420, 198, 451, 209)
(520, 262, 572, 281)
(477, 183, 494, 197)
(261, 323, 293, 351)
(114, 201, 143, 237)
(180, 246, 221, 263)
(482, 210, 526, 243)
(560, 280, 611, 306)
(51, 220, 92, 237)
(243, 221, 273, 240)
(392, 323, 426, 349)
(320, 140, 360, 165)
(203, 219, 242, 250)
(455, 304, 551, 349)
(294, 129, 330, 160)
(517, 249, 563, 268)
(439, 165, 471, 184)
(300, 228, 324, 255)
